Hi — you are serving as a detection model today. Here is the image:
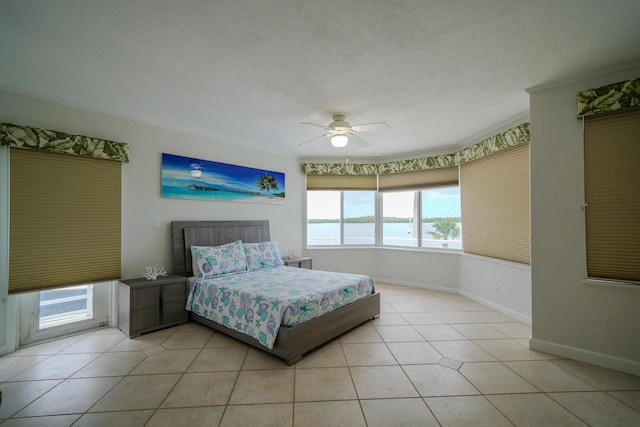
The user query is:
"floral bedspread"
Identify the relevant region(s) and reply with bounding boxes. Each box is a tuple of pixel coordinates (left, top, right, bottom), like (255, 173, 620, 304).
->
(185, 266, 375, 349)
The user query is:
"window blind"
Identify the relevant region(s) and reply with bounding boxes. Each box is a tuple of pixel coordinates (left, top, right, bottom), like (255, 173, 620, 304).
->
(306, 174, 377, 190)
(378, 167, 458, 191)
(9, 148, 122, 294)
(460, 143, 530, 264)
(584, 109, 640, 283)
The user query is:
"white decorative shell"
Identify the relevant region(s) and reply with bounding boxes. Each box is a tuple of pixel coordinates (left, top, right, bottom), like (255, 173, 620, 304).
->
(143, 264, 167, 280)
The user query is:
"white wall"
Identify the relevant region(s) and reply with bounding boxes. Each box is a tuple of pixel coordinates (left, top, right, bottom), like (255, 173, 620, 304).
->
(0, 90, 304, 281)
(459, 254, 531, 324)
(528, 65, 640, 375)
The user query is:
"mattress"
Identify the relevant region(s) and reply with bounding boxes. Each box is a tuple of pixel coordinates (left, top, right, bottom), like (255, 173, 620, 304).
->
(185, 266, 375, 349)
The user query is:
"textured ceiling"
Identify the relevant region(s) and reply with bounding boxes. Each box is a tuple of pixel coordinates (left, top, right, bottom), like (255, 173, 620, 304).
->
(1, 0, 639, 161)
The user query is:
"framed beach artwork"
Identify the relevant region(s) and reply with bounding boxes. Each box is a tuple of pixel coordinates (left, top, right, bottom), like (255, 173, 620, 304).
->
(161, 153, 285, 204)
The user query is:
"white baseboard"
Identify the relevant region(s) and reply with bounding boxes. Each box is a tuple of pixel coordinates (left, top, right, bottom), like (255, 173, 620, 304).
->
(459, 290, 531, 325)
(529, 338, 640, 377)
(372, 277, 458, 294)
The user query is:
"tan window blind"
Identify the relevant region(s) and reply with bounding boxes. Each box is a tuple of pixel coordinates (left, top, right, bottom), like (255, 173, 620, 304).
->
(460, 143, 530, 264)
(306, 174, 377, 190)
(584, 109, 640, 283)
(9, 148, 122, 294)
(378, 167, 458, 191)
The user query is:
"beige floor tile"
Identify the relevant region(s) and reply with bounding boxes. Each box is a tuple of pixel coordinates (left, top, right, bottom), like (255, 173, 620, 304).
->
(161, 328, 213, 349)
(0, 379, 61, 419)
(382, 295, 416, 304)
(108, 331, 172, 352)
(386, 341, 442, 364)
(350, 365, 419, 399)
(295, 343, 347, 368)
(459, 362, 538, 394)
(10, 353, 100, 381)
(9, 335, 84, 356)
(161, 371, 238, 407)
(487, 393, 588, 426)
(473, 339, 546, 361)
(372, 313, 409, 326)
(432, 311, 482, 324)
(15, 376, 121, 417)
(505, 360, 597, 392)
(187, 346, 248, 372)
(89, 374, 180, 411)
(295, 367, 357, 401)
(229, 369, 294, 404)
(425, 395, 513, 426)
(342, 343, 398, 366)
(379, 302, 396, 313)
(221, 403, 293, 427)
(294, 400, 366, 427)
(0, 355, 49, 382)
(72, 351, 147, 377)
(549, 391, 640, 426)
(389, 303, 429, 313)
(553, 359, 640, 390)
(488, 322, 532, 338)
(129, 348, 199, 375)
(0, 414, 81, 427)
(403, 364, 479, 397)
(398, 312, 445, 325)
(375, 325, 424, 342)
(148, 407, 225, 427)
(608, 391, 640, 411)
(340, 325, 383, 343)
(413, 324, 466, 341)
(361, 398, 439, 427)
(242, 347, 291, 370)
(204, 331, 250, 348)
(451, 323, 508, 339)
(57, 333, 126, 354)
(73, 410, 154, 427)
(429, 340, 495, 362)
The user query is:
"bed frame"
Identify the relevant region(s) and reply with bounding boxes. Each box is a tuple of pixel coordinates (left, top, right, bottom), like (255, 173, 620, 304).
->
(171, 220, 380, 365)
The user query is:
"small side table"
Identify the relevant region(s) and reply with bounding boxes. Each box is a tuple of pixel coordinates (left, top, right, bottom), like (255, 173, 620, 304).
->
(118, 274, 188, 337)
(283, 256, 312, 269)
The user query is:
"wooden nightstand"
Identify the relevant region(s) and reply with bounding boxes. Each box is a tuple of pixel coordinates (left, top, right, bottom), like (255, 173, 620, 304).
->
(283, 256, 312, 269)
(118, 274, 188, 337)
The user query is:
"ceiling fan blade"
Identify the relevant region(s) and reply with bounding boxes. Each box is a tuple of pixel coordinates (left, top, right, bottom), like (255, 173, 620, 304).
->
(299, 121, 329, 130)
(351, 121, 390, 132)
(349, 133, 371, 148)
(297, 134, 328, 146)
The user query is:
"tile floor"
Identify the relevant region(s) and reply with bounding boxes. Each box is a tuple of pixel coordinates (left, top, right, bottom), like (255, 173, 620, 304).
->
(1, 282, 639, 426)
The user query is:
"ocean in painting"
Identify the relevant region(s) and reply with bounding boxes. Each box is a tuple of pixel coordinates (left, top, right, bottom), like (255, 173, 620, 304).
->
(161, 153, 285, 204)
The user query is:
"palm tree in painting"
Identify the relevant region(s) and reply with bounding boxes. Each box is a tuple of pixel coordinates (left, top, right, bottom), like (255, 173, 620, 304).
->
(426, 218, 460, 248)
(256, 173, 279, 195)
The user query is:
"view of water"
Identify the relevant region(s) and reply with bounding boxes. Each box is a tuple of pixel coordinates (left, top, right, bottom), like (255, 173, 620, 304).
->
(307, 222, 462, 249)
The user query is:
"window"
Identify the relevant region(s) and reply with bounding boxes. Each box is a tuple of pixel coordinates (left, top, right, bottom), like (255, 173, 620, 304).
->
(584, 109, 640, 283)
(39, 285, 94, 330)
(307, 190, 376, 246)
(381, 187, 461, 248)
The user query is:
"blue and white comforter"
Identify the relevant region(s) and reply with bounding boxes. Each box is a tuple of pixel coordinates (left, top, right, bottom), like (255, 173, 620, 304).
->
(185, 266, 375, 349)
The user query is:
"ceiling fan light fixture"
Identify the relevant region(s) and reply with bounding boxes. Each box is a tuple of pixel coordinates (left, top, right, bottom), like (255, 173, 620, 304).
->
(331, 134, 348, 147)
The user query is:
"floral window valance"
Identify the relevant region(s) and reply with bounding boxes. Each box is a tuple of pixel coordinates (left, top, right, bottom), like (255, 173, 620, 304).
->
(301, 122, 530, 175)
(0, 122, 129, 163)
(577, 77, 640, 117)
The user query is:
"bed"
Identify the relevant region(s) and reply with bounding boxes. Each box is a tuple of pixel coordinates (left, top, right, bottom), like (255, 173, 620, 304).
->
(171, 220, 380, 365)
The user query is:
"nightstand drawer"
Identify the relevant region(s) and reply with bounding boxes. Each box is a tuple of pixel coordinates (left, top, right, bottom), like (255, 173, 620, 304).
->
(132, 286, 159, 309)
(161, 281, 186, 302)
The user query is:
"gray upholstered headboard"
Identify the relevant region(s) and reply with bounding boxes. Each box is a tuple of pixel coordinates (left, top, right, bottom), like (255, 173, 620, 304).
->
(171, 220, 271, 276)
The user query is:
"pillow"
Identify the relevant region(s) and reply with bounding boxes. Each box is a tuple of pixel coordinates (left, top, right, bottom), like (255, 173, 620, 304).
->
(243, 241, 285, 271)
(191, 240, 247, 278)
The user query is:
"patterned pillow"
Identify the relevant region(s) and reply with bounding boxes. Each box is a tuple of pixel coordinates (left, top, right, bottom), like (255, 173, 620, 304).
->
(243, 241, 285, 271)
(191, 240, 247, 278)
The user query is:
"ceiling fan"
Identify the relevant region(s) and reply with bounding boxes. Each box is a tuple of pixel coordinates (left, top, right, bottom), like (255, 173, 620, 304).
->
(298, 114, 390, 148)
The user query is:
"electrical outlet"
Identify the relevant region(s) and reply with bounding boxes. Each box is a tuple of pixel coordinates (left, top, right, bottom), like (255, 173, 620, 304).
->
(492, 285, 500, 294)
(153, 220, 161, 231)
